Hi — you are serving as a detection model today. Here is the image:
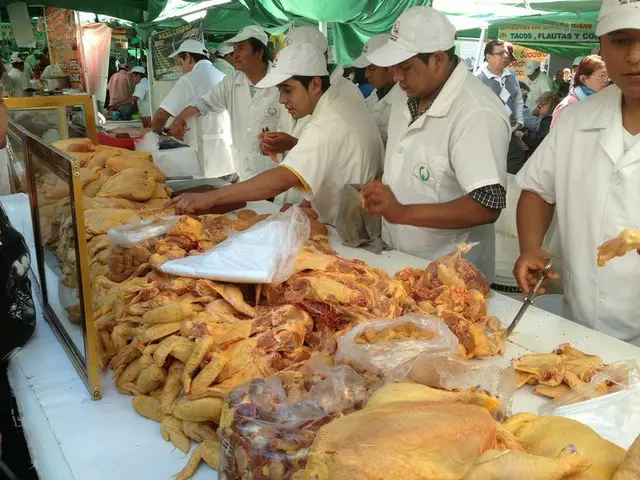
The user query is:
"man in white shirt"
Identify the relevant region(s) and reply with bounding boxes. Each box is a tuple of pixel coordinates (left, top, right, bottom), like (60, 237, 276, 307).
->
(151, 40, 233, 178)
(514, 0, 640, 346)
(168, 26, 281, 182)
(523, 60, 554, 111)
(109, 66, 151, 127)
(361, 7, 510, 280)
(166, 43, 383, 225)
(213, 43, 235, 76)
(6, 56, 29, 97)
(352, 34, 401, 145)
(260, 25, 366, 160)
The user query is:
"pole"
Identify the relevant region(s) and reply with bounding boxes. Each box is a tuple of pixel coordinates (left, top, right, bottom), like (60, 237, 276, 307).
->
(473, 26, 487, 73)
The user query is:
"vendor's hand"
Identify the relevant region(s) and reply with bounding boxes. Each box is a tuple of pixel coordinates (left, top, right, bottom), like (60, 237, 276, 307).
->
(168, 116, 189, 141)
(259, 132, 298, 154)
(280, 203, 293, 213)
(513, 249, 560, 294)
(361, 180, 406, 224)
(164, 193, 217, 214)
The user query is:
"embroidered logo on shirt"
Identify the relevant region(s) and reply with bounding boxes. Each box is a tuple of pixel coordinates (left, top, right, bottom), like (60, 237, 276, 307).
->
(413, 164, 431, 184)
(267, 106, 278, 116)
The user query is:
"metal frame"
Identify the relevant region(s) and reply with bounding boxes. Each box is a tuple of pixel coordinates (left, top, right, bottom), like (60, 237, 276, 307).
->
(9, 120, 101, 399)
(5, 95, 99, 144)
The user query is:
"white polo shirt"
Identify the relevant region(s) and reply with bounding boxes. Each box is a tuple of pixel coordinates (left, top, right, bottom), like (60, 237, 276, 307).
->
(280, 81, 383, 225)
(133, 78, 151, 118)
(382, 60, 510, 279)
(365, 83, 403, 144)
(516, 85, 640, 345)
(160, 60, 224, 117)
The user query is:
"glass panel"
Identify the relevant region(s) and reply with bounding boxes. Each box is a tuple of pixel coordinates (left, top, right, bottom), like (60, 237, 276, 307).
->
(8, 108, 62, 143)
(6, 131, 28, 194)
(31, 152, 86, 360)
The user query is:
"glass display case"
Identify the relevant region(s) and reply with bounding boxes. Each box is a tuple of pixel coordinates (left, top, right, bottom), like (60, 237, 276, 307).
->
(8, 119, 101, 399)
(5, 95, 98, 194)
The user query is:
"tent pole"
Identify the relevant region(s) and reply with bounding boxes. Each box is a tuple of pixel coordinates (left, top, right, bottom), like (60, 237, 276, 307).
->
(473, 26, 487, 72)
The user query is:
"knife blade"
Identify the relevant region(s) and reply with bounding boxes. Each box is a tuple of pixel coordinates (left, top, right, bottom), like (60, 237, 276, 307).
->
(506, 260, 553, 337)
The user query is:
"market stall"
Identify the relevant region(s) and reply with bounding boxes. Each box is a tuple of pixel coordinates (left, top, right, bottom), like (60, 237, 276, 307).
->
(4, 191, 640, 479)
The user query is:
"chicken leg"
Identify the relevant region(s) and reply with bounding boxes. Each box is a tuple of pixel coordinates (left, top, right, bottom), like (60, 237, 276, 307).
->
(597, 229, 640, 266)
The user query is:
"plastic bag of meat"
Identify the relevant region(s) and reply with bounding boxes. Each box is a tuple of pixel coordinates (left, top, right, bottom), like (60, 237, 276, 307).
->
(108, 215, 181, 247)
(378, 351, 517, 420)
(416, 243, 490, 297)
(334, 314, 459, 379)
(219, 361, 367, 480)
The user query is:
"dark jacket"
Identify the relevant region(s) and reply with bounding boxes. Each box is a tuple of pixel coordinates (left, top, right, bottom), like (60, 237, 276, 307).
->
(523, 115, 552, 152)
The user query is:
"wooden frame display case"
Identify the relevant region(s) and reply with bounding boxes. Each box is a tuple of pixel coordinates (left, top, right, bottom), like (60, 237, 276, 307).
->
(5, 95, 97, 194)
(8, 120, 101, 399)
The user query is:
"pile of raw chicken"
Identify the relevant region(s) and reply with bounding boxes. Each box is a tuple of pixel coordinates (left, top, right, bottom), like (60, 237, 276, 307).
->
(48, 139, 640, 479)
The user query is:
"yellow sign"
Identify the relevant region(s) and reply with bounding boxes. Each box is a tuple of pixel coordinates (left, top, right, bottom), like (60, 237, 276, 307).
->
(511, 45, 549, 81)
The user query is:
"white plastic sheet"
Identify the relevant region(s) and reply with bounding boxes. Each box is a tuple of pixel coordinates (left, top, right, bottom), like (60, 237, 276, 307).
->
(135, 132, 160, 153)
(159, 206, 310, 283)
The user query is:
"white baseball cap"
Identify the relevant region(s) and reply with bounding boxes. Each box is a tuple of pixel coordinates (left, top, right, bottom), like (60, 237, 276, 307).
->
(169, 39, 209, 58)
(227, 25, 269, 47)
(352, 34, 391, 68)
(130, 66, 146, 75)
(285, 26, 328, 53)
(367, 7, 456, 67)
(217, 42, 234, 56)
(10, 52, 24, 63)
(597, 0, 640, 36)
(524, 60, 541, 75)
(256, 43, 329, 89)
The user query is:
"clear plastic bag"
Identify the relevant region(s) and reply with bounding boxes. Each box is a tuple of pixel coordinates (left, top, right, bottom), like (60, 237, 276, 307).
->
(107, 215, 181, 248)
(134, 131, 160, 153)
(379, 351, 517, 420)
(334, 314, 459, 376)
(219, 363, 367, 480)
(539, 360, 640, 448)
(420, 242, 490, 296)
(159, 206, 310, 283)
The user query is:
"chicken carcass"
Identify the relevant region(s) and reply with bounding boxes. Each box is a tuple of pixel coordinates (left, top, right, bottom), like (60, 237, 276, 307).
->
(597, 229, 640, 266)
(97, 168, 156, 202)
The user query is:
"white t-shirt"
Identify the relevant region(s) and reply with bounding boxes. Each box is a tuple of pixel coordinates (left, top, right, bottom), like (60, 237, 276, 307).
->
(160, 61, 225, 117)
(7, 68, 29, 97)
(280, 82, 383, 225)
(133, 77, 151, 118)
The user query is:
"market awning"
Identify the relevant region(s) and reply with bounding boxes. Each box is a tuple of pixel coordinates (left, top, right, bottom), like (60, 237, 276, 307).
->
(0, 0, 167, 23)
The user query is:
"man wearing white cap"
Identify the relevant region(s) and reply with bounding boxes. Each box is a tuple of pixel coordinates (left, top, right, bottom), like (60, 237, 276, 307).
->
(514, 0, 640, 346)
(352, 34, 402, 144)
(110, 66, 152, 127)
(260, 25, 365, 162)
(151, 40, 233, 178)
(213, 43, 235, 76)
(167, 43, 382, 225)
(522, 60, 554, 111)
(169, 26, 281, 182)
(361, 6, 510, 280)
(6, 54, 29, 97)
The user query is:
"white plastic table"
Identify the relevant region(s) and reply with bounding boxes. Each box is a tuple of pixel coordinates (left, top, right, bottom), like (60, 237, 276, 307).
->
(3, 197, 639, 480)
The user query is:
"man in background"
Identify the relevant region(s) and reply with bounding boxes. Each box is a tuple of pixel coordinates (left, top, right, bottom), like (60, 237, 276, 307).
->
(106, 64, 133, 109)
(213, 43, 235, 75)
(523, 60, 554, 112)
(476, 40, 526, 174)
(6, 56, 29, 97)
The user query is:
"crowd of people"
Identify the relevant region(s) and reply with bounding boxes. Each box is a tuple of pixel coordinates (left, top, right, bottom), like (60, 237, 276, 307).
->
(1, 48, 52, 97)
(475, 40, 610, 175)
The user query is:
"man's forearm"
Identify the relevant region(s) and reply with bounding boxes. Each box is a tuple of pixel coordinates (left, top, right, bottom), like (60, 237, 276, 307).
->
(397, 195, 501, 229)
(209, 167, 301, 205)
(516, 190, 555, 253)
(152, 108, 171, 133)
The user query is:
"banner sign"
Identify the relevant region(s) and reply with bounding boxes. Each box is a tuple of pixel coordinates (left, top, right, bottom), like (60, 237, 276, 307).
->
(511, 45, 549, 81)
(111, 28, 129, 51)
(498, 23, 597, 43)
(44, 7, 87, 90)
(149, 20, 203, 81)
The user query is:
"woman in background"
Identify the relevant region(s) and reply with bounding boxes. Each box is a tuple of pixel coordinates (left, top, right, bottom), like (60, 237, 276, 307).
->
(551, 55, 608, 128)
(522, 91, 562, 153)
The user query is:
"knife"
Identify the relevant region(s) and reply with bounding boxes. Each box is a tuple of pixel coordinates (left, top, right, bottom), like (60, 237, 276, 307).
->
(506, 260, 553, 337)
